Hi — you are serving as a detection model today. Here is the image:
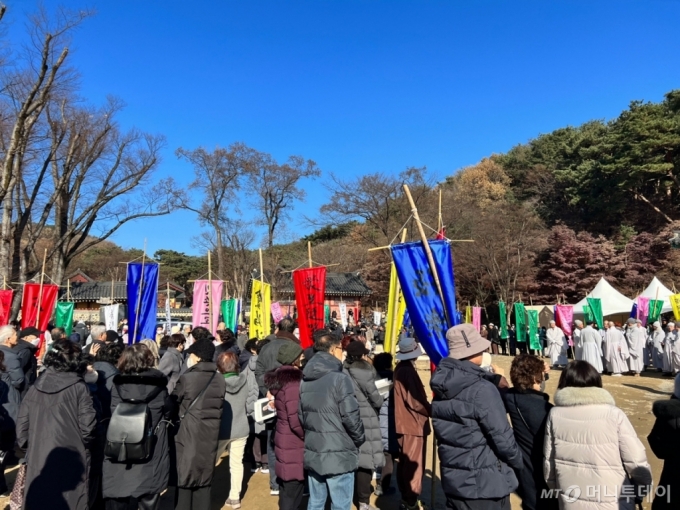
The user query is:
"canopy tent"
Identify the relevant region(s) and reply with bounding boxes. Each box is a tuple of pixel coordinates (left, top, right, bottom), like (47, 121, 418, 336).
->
(573, 278, 634, 317)
(637, 276, 675, 313)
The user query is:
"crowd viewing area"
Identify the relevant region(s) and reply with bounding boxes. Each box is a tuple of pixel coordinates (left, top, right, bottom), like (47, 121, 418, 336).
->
(0, 1, 680, 510)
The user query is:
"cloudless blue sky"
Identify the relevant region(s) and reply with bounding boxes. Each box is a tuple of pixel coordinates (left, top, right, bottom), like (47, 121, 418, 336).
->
(6, 0, 680, 255)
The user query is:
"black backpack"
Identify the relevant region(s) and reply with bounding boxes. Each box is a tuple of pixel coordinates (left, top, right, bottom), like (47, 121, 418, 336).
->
(105, 385, 163, 463)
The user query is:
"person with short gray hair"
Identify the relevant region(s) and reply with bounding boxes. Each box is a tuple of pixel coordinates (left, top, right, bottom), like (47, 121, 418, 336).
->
(0, 324, 23, 494)
(84, 324, 107, 356)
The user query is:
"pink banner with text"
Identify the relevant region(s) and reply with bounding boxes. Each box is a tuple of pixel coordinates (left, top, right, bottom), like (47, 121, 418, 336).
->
(192, 280, 224, 334)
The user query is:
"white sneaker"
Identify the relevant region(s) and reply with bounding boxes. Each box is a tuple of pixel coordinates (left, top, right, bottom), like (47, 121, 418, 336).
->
(261, 467, 270, 474)
(251, 467, 260, 473)
(270, 489, 279, 496)
(612, 373, 622, 377)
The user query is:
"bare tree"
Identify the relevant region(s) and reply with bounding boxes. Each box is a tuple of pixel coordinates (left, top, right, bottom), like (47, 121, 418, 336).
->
(319, 167, 431, 246)
(248, 153, 320, 247)
(176, 143, 253, 279)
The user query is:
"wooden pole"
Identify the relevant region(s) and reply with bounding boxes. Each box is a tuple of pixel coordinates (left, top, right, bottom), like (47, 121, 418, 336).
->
(110, 278, 114, 303)
(2, 275, 5, 290)
(35, 249, 47, 328)
(389, 228, 408, 363)
(259, 248, 264, 281)
(67, 279, 71, 302)
(167, 281, 172, 332)
(308, 241, 313, 268)
(208, 251, 213, 333)
(438, 188, 443, 232)
(403, 184, 450, 510)
(132, 241, 147, 343)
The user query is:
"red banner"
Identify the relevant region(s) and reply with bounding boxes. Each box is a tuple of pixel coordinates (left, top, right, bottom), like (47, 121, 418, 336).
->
(292, 267, 326, 349)
(0, 290, 13, 326)
(21, 284, 59, 331)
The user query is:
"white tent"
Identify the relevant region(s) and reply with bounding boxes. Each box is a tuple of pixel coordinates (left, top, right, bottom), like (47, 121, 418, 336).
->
(638, 276, 675, 313)
(573, 277, 634, 317)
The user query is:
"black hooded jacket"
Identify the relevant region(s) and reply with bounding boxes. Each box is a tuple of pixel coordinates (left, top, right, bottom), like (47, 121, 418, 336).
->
(430, 357, 522, 500)
(648, 396, 680, 509)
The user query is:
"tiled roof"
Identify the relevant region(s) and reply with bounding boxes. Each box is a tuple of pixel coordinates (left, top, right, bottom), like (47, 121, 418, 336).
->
(63, 282, 127, 303)
(278, 272, 372, 297)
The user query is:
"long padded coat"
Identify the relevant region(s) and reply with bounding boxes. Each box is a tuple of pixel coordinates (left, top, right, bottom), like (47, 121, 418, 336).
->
(344, 359, 385, 470)
(172, 361, 226, 488)
(265, 366, 305, 481)
(16, 368, 97, 510)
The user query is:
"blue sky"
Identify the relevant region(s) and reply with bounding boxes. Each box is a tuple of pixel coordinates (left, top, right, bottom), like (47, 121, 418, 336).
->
(7, 0, 680, 255)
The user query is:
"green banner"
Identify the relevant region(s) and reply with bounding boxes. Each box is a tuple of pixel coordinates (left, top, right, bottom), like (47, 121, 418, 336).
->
(55, 302, 75, 336)
(325, 304, 331, 325)
(528, 309, 540, 350)
(221, 299, 237, 332)
(583, 305, 593, 324)
(514, 302, 526, 342)
(586, 298, 604, 329)
(648, 299, 664, 324)
(498, 301, 508, 339)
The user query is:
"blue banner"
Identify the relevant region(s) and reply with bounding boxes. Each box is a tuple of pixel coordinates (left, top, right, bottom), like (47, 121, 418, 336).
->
(127, 262, 159, 344)
(391, 240, 459, 365)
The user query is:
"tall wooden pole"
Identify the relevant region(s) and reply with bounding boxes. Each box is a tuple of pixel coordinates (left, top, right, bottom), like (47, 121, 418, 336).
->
(308, 241, 313, 268)
(208, 251, 213, 333)
(67, 279, 71, 302)
(35, 249, 48, 327)
(438, 188, 443, 232)
(167, 281, 172, 332)
(390, 228, 408, 363)
(259, 248, 264, 281)
(132, 240, 147, 344)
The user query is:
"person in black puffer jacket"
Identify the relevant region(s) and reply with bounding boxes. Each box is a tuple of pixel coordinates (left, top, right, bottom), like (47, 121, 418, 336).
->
(299, 329, 365, 510)
(343, 341, 384, 510)
(102, 343, 173, 510)
(431, 324, 522, 510)
(172, 338, 226, 510)
(503, 354, 557, 510)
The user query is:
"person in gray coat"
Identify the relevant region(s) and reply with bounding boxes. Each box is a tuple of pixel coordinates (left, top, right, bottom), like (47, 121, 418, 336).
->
(0, 325, 23, 493)
(216, 350, 258, 508)
(299, 329, 365, 510)
(344, 341, 384, 510)
(158, 334, 186, 394)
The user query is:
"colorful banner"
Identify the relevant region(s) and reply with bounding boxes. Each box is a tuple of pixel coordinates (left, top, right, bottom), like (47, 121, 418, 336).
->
(192, 280, 224, 335)
(339, 303, 348, 331)
(391, 239, 459, 366)
(0, 290, 13, 326)
(554, 305, 574, 345)
(103, 304, 120, 331)
(221, 299, 237, 332)
(324, 304, 331, 325)
(498, 301, 508, 339)
(514, 303, 526, 342)
(249, 279, 271, 340)
(21, 283, 59, 331)
(648, 299, 664, 325)
(472, 307, 481, 332)
(55, 302, 75, 336)
(586, 297, 604, 329)
(635, 297, 650, 325)
(583, 305, 593, 324)
(165, 293, 172, 333)
(126, 262, 159, 344)
(465, 306, 472, 324)
(385, 263, 407, 355)
(271, 301, 284, 325)
(528, 309, 540, 350)
(373, 311, 381, 326)
(293, 267, 326, 349)
(671, 294, 680, 322)
(630, 302, 638, 319)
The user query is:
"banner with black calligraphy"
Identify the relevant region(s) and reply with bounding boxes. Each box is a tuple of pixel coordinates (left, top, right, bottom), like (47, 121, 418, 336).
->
(21, 283, 59, 331)
(293, 267, 326, 349)
(192, 280, 224, 335)
(249, 280, 271, 339)
(0, 290, 13, 326)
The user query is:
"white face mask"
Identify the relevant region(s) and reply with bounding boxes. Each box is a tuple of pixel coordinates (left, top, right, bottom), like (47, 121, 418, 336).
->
(187, 356, 197, 369)
(30, 337, 40, 346)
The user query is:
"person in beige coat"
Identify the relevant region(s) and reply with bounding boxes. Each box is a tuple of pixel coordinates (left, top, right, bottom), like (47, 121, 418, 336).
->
(543, 361, 652, 510)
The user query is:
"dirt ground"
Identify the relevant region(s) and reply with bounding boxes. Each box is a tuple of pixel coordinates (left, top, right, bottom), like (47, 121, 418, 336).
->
(0, 353, 669, 509)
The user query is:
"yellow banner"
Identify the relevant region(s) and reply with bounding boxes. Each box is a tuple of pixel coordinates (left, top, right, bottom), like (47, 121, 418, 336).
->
(384, 264, 407, 354)
(249, 279, 271, 339)
(671, 293, 680, 322)
(465, 305, 472, 324)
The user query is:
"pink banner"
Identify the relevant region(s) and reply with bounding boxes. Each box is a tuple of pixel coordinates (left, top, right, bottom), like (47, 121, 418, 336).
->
(554, 305, 574, 346)
(271, 302, 284, 324)
(636, 297, 650, 325)
(192, 280, 224, 334)
(472, 307, 482, 332)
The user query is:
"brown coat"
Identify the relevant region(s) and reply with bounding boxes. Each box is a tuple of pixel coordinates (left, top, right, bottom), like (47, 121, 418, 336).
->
(393, 360, 431, 436)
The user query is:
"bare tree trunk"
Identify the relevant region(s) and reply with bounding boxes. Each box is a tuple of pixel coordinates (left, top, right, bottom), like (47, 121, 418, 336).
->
(0, 190, 14, 282)
(214, 224, 225, 280)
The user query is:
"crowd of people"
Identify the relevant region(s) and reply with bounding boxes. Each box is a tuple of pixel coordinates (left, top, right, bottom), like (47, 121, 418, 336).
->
(0, 314, 678, 510)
